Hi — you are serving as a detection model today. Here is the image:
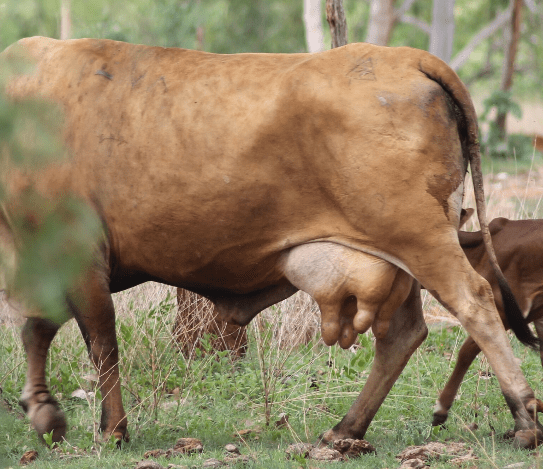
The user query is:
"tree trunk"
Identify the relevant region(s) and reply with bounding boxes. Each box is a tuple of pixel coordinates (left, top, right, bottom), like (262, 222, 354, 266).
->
(60, 0, 71, 40)
(450, 4, 513, 72)
(429, 0, 455, 63)
(173, 289, 247, 359)
(326, 0, 348, 48)
(196, 26, 205, 51)
(496, 0, 522, 140)
(304, 0, 325, 53)
(366, 0, 396, 46)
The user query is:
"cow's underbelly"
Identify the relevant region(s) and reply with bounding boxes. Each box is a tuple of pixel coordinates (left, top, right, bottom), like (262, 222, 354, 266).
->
(279, 242, 413, 348)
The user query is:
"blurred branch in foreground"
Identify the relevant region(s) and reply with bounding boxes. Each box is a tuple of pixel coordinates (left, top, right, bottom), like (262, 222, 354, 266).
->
(0, 44, 100, 324)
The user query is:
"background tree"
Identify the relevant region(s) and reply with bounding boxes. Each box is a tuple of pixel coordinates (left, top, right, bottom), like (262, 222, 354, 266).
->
(326, 0, 348, 48)
(303, 0, 325, 52)
(365, 0, 395, 46)
(496, 0, 523, 139)
(429, 0, 455, 62)
(60, 0, 71, 40)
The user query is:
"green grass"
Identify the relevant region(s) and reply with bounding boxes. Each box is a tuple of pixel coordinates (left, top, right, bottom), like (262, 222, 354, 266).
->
(1, 300, 543, 469)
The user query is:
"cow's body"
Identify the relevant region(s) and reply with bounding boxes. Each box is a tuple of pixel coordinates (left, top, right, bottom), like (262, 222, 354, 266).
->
(434, 217, 543, 426)
(1, 37, 541, 448)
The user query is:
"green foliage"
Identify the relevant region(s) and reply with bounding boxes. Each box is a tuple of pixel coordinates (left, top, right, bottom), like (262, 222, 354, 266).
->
(0, 0, 59, 48)
(0, 47, 101, 323)
(479, 90, 527, 159)
(482, 90, 523, 121)
(42, 429, 55, 448)
(338, 334, 373, 381)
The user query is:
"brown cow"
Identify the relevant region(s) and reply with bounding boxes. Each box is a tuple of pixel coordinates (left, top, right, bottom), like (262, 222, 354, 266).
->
(433, 213, 543, 426)
(1, 37, 541, 449)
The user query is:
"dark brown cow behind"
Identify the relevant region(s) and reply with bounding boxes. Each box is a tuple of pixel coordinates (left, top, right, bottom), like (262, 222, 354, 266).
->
(434, 214, 543, 426)
(1, 37, 541, 449)
(174, 288, 247, 358)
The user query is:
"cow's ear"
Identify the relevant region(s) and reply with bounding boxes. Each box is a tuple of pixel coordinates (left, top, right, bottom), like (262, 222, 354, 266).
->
(459, 208, 474, 229)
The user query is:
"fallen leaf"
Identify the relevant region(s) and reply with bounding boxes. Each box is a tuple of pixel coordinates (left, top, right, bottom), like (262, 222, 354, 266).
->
(19, 450, 38, 466)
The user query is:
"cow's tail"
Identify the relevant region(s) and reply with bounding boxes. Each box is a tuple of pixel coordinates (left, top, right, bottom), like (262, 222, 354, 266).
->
(417, 51, 539, 350)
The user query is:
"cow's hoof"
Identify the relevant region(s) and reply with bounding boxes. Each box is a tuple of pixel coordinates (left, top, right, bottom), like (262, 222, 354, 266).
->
(432, 412, 448, 427)
(113, 429, 130, 445)
(99, 428, 130, 446)
(513, 429, 542, 449)
(316, 429, 336, 448)
(32, 403, 67, 443)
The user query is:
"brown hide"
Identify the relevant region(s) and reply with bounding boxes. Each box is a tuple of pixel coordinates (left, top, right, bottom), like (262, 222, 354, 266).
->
(461, 218, 543, 325)
(434, 217, 543, 426)
(534, 134, 543, 153)
(2, 37, 541, 448)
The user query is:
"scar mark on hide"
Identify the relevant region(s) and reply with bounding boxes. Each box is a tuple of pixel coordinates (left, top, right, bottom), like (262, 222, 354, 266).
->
(131, 72, 146, 88)
(99, 134, 127, 158)
(146, 76, 168, 93)
(99, 134, 127, 145)
(95, 70, 113, 80)
(347, 58, 376, 81)
(158, 76, 168, 93)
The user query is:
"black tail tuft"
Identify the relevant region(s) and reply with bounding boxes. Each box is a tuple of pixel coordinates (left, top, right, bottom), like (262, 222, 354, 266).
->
(498, 276, 540, 350)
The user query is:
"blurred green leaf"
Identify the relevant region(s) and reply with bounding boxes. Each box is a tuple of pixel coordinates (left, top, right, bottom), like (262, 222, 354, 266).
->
(0, 52, 101, 324)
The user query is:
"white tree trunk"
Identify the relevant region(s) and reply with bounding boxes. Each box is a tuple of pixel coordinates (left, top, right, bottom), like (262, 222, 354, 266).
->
(60, 0, 71, 40)
(366, 0, 396, 46)
(429, 0, 455, 62)
(304, 0, 325, 53)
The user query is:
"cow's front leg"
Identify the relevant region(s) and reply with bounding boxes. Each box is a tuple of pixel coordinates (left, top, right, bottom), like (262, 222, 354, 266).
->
(71, 270, 128, 443)
(319, 281, 427, 444)
(20, 317, 67, 443)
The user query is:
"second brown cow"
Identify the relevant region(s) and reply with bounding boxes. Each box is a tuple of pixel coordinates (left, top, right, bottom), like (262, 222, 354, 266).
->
(434, 212, 543, 426)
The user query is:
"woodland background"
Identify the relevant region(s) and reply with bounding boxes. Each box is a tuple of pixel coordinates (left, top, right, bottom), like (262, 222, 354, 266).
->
(0, 0, 541, 98)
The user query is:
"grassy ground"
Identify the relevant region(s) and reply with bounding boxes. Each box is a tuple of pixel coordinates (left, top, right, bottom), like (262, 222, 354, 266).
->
(1, 307, 543, 469)
(1, 151, 543, 469)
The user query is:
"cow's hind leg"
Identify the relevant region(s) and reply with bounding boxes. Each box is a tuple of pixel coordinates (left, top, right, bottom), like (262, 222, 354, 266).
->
(432, 336, 480, 426)
(408, 240, 542, 448)
(533, 317, 543, 369)
(71, 269, 128, 443)
(20, 317, 67, 443)
(319, 281, 427, 444)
